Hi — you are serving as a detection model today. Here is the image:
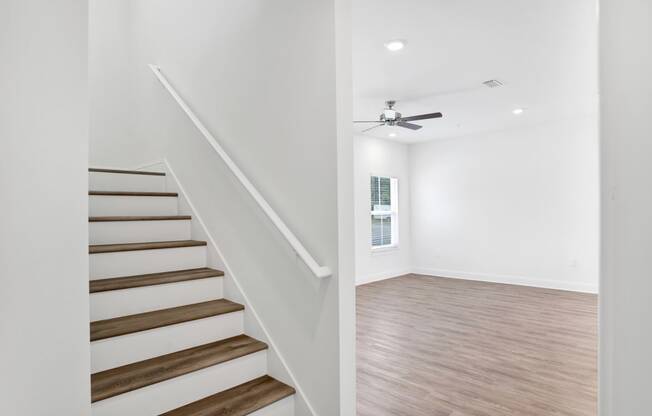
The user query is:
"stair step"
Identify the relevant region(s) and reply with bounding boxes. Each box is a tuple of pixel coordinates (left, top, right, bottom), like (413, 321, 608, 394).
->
(89, 167, 166, 176)
(90, 240, 206, 254)
(90, 215, 191, 222)
(89, 192, 179, 217)
(160, 375, 295, 416)
(90, 267, 224, 293)
(89, 218, 192, 245)
(90, 311, 243, 373)
(90, 190, 178, 197)
(91, 299, 243, 341)
(90, 243, 206, 279)
(91, 334, 267, 403)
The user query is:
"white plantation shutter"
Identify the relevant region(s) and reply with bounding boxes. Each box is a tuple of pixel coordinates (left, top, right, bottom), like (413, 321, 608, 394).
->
(370, 176, 398, 248)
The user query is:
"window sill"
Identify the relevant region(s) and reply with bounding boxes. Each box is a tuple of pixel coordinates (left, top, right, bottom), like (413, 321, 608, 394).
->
(371, 245, 399, 255)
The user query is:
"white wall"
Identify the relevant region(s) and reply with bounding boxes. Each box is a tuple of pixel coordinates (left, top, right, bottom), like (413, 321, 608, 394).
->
(89, 1, 346, 414)
(334, 0, 356, 413)
(409, 117, 599, 292)
(0, 1, 90, 414)
(354, 136, 412, 284)
(89, 0, 136, 166)
(600, 0, 652, 413)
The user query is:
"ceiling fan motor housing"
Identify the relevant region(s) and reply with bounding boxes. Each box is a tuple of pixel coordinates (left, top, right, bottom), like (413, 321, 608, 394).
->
(381, 109, 401, 124)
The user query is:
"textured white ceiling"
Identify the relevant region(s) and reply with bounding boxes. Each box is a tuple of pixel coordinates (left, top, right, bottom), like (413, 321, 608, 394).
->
(353, 0, 599, 143)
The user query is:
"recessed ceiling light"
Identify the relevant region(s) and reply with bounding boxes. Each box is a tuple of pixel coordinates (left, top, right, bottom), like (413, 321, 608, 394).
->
(384, 40, 405, 52)
(512, 108, 524, 115)
(388, 132, 397, 138)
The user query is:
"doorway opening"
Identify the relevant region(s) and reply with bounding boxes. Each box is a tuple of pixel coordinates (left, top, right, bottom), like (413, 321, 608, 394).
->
(352, 1, 599, 415)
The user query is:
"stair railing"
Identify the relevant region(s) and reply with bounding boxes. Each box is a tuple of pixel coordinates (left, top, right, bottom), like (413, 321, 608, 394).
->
(148, 64, 332, 279)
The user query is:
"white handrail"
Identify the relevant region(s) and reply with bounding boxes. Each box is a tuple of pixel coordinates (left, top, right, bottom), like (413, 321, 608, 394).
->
(148, 64, 332, 279)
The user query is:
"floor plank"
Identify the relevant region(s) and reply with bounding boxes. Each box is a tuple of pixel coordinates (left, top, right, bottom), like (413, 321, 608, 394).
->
(160, 375, 294, 416)
(90, 299, 243, 341)
(89, 267, 224, 293)
(89, 191, 178, 197)
(89, 167, 165, 176)
(356, 274, 597, 416)
(89, 240, 206, 254)
(92, 335, 266, 402)
(89, 215, 191, 222)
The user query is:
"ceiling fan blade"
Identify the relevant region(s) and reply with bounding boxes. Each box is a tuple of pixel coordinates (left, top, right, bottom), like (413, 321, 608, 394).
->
(397, 121, 422, 130)
(362, 123, 384, 133)
(353, 120, 382, 123)
(400, 112, 443, 122)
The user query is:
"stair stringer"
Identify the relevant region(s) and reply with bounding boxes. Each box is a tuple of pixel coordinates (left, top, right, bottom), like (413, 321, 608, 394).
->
(135, 158, 315, 416)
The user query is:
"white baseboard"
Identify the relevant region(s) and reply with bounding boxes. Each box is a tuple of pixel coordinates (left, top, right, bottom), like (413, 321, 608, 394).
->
(412, 267, 599, 294)
(356, 269, 411, 286)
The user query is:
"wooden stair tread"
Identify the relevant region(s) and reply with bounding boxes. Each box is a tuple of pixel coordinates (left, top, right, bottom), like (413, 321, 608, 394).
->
(160, 375, 295, 416)
(91, 335, 267, 403)
(90, 215, 191, 222)
(90, 299, 243, 341)
(90, 268, 224, 293)
(89, 167, 166, 176)
(89, 240, 206, 254)
(89, 190, 178, 197)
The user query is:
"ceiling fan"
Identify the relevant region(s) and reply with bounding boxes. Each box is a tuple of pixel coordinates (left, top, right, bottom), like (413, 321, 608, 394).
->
(354, 100, 443, 133)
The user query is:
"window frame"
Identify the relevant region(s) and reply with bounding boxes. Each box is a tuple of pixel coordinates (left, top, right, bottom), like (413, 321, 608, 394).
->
(370, 174, 399, 251)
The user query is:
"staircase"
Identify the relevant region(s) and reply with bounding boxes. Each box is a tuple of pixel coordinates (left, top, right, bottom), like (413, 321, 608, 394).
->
(88, 167, 295, 415)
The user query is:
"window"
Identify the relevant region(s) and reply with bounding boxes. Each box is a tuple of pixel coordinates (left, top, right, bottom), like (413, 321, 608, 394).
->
(370, 175, 398, 249)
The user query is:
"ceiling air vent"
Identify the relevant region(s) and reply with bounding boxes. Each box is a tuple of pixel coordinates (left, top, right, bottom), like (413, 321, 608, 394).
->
(482, 79, 504, 88)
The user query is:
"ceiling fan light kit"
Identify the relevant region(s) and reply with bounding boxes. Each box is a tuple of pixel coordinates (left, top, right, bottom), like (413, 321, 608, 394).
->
(354, 100, 443, 133)
(384, 39, 406, 51)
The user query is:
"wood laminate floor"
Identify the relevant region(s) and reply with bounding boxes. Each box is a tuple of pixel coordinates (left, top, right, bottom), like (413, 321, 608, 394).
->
(357, 274, 597, 416)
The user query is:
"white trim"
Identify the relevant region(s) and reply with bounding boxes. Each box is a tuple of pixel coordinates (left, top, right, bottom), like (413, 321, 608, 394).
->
(88, 164, 143, 172)
(356, 269, 411, 286)
(88, 161, 168, 173)
(370, 244, 399, 254)
(158, 158, 319, 416)
(132, 159, 168, 171)
(370, 175, 399, 249)
(148, 64, 331, 279)
(412, 267, 599, 294)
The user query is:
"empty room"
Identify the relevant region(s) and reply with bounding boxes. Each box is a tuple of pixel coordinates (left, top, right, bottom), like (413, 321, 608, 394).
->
(353, 0, 599, 414)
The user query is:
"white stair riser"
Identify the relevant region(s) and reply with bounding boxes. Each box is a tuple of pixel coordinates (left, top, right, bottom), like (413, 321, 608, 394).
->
(90, 246, 206, 279)
(89, 195, 178, 216)
(249, 396, 294, 416)
(89, 220, 191, 244)
(91, 311, 244, 372)
(90, 278, 223, 321)
(91, 351, 266, 416)
(89, 171, 166, 192)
